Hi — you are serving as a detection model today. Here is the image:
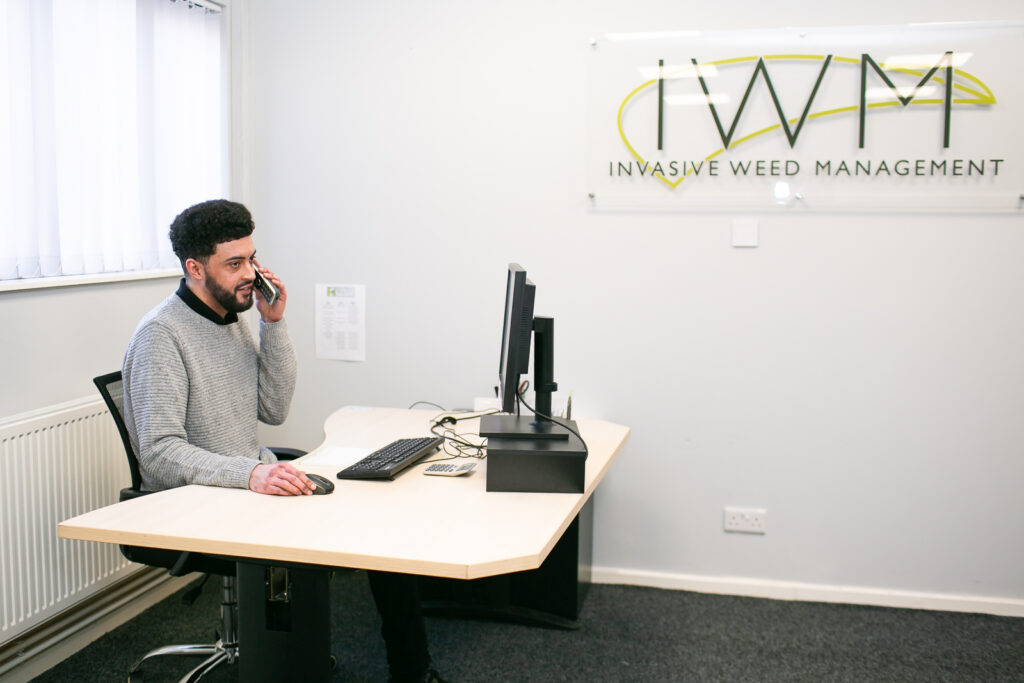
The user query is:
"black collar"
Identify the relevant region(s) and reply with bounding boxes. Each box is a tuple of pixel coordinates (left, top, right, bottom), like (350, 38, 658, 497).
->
(175, 278, 239, 325)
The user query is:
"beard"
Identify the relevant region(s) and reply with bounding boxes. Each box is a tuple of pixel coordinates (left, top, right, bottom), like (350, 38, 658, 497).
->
(206, 277, 254, 314)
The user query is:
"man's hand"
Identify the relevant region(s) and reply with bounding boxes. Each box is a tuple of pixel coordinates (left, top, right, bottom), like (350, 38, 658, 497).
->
(249, 462, 315, 495)
(253, 259, 286, 323)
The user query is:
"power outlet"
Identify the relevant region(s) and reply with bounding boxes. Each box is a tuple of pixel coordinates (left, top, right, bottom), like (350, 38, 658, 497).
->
(724, 507, 767, 534)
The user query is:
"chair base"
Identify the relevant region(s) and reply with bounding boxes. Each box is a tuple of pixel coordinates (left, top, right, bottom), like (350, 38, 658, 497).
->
(129, 639, 238, 683)
(128, 575, 238, 683)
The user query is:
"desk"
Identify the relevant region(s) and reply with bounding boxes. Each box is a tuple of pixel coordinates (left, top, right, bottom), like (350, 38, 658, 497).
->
(59, 407, 629, 679)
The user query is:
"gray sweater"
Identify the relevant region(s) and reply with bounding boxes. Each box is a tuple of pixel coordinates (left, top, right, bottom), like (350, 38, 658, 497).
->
(122, 283, 298, 491)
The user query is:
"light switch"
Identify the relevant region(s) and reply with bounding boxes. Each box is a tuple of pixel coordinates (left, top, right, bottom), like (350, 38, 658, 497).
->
(732, 219, 759, 248)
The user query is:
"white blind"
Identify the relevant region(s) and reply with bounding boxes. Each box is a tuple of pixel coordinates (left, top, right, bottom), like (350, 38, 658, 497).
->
(0, 0, 225, 281)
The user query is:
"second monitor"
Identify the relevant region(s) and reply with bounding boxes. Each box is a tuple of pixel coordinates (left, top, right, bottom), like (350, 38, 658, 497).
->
(479, 263, 577, 441)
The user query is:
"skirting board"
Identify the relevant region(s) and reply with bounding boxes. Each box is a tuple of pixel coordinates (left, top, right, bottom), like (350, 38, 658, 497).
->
(591, 567, 1024, 618)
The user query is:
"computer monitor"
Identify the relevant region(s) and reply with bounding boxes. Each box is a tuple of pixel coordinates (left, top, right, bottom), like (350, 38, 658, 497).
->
(498, 264, 535, 414)
(480, 263, 575, 440)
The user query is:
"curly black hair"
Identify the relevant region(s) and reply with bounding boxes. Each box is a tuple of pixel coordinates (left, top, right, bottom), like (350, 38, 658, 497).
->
(169, 199, 255, 267)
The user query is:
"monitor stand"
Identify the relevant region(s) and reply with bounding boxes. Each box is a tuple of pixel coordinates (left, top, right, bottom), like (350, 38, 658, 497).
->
(483, 316, 575, 440)
(479, 414, 574, 440)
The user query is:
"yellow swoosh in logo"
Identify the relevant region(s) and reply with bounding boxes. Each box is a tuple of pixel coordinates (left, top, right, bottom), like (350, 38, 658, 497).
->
(616, 54, 997, 189)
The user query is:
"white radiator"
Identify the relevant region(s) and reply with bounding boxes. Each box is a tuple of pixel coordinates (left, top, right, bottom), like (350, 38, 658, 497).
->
(0, 397, 140, 646)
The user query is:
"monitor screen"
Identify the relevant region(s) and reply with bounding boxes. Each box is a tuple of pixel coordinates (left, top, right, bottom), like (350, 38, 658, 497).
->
(498, 263, 535, 413)
(481, 263, 573, 440)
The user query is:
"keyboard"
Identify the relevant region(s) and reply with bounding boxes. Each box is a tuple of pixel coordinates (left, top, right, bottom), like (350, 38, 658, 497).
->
(336, 437, 443, 480)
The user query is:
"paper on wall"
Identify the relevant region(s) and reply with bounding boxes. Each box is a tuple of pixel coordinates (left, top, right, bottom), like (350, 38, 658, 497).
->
(315, 284, 366, 361)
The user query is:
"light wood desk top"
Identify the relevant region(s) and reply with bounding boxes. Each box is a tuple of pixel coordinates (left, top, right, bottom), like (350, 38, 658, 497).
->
(58, 407, 630, 579)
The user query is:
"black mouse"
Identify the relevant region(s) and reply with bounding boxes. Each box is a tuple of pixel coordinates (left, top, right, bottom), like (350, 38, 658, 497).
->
(306, 473, 335, 495)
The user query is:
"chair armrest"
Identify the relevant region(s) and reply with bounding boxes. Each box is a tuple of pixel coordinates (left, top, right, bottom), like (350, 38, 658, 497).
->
(119, 487, 151, 502)
(270, 447, 306, 461)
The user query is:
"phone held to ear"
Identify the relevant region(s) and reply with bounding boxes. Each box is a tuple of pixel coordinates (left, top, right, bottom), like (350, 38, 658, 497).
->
(253, 269, 279, 306)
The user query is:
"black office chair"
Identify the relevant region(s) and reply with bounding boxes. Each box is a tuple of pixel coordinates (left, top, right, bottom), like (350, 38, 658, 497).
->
(93, 371, 304, 682)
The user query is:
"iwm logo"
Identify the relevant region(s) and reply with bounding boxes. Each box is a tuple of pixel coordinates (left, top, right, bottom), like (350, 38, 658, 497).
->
(610, 51, 1001, 188)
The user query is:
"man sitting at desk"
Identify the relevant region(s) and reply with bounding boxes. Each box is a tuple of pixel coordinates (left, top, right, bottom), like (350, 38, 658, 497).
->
(122, 199, 443, 683)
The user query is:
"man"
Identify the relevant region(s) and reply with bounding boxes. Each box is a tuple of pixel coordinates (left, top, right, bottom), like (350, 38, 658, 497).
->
(123, 199, 307, 495)
(123, 199, 443, 683)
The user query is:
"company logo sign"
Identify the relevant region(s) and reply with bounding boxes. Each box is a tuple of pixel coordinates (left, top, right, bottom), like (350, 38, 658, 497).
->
(587, 24, 1020, 208)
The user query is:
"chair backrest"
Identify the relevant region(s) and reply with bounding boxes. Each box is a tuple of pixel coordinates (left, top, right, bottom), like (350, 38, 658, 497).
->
(93, 371, 143, 491)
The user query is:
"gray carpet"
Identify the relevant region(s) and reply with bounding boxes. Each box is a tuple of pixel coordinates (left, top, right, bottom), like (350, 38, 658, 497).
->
(31, 570, 1024, 682)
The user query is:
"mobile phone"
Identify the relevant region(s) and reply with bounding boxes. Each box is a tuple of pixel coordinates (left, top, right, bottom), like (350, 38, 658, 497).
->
(253, 268, 279, 306)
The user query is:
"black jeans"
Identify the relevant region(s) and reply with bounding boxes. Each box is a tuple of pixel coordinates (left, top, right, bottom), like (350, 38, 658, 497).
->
(367, 570, 431, 682)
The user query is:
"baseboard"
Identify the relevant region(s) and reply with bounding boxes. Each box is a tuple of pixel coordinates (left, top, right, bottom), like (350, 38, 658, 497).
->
(591, 567, 1024, 618)
(0, 567, 195, 683)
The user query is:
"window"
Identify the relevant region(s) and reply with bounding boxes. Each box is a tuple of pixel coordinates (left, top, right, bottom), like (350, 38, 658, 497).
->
(0, 0, 225, 285)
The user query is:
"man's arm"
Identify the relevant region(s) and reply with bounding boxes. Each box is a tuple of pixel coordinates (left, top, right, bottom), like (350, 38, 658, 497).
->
(254, 265, 297, 425)
(257, 319, 297, 425)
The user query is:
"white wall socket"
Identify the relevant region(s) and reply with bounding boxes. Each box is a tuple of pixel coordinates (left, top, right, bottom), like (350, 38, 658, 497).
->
(724, 507, 767, 534)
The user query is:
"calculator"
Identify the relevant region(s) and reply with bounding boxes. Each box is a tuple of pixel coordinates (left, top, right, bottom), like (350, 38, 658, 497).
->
(423, 462, 477, 476)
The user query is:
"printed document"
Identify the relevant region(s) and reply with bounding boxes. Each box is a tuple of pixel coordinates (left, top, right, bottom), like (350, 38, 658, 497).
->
(315, 284, 366, 361)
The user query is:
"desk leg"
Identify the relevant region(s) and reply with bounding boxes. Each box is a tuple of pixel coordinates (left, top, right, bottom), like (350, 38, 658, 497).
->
(420, 494, 594, 628)
(237, 563, 332, 682)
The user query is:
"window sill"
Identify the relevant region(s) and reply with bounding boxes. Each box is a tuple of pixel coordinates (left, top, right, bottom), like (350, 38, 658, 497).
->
(0, 269, 182, 293)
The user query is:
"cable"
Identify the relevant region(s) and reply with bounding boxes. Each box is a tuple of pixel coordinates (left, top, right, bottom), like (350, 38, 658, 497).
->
(408, 401, 446, 411)
(429, 408, 498, 424)
(426, 409, 495, 459)
(514, 380, 530, 416)
(430, 422, 486, 456)
(429, 408, 498, 434)
(516, 388, 589, 457)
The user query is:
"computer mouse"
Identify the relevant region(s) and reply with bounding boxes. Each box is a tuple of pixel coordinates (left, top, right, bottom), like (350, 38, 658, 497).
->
(306, 473, 335, 495)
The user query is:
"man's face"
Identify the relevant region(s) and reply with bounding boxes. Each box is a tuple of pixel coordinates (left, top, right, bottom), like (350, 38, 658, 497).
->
(201, 236, 257, 314)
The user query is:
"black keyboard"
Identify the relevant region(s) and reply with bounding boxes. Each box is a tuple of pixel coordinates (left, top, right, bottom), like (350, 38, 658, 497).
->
(336, 437, 443, 480)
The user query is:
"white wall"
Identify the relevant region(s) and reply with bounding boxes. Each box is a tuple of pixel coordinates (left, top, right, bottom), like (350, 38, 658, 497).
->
(2, 0, 1020, 612)
(0, 278, 178, 416)
(243, 0, 1024, 606)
